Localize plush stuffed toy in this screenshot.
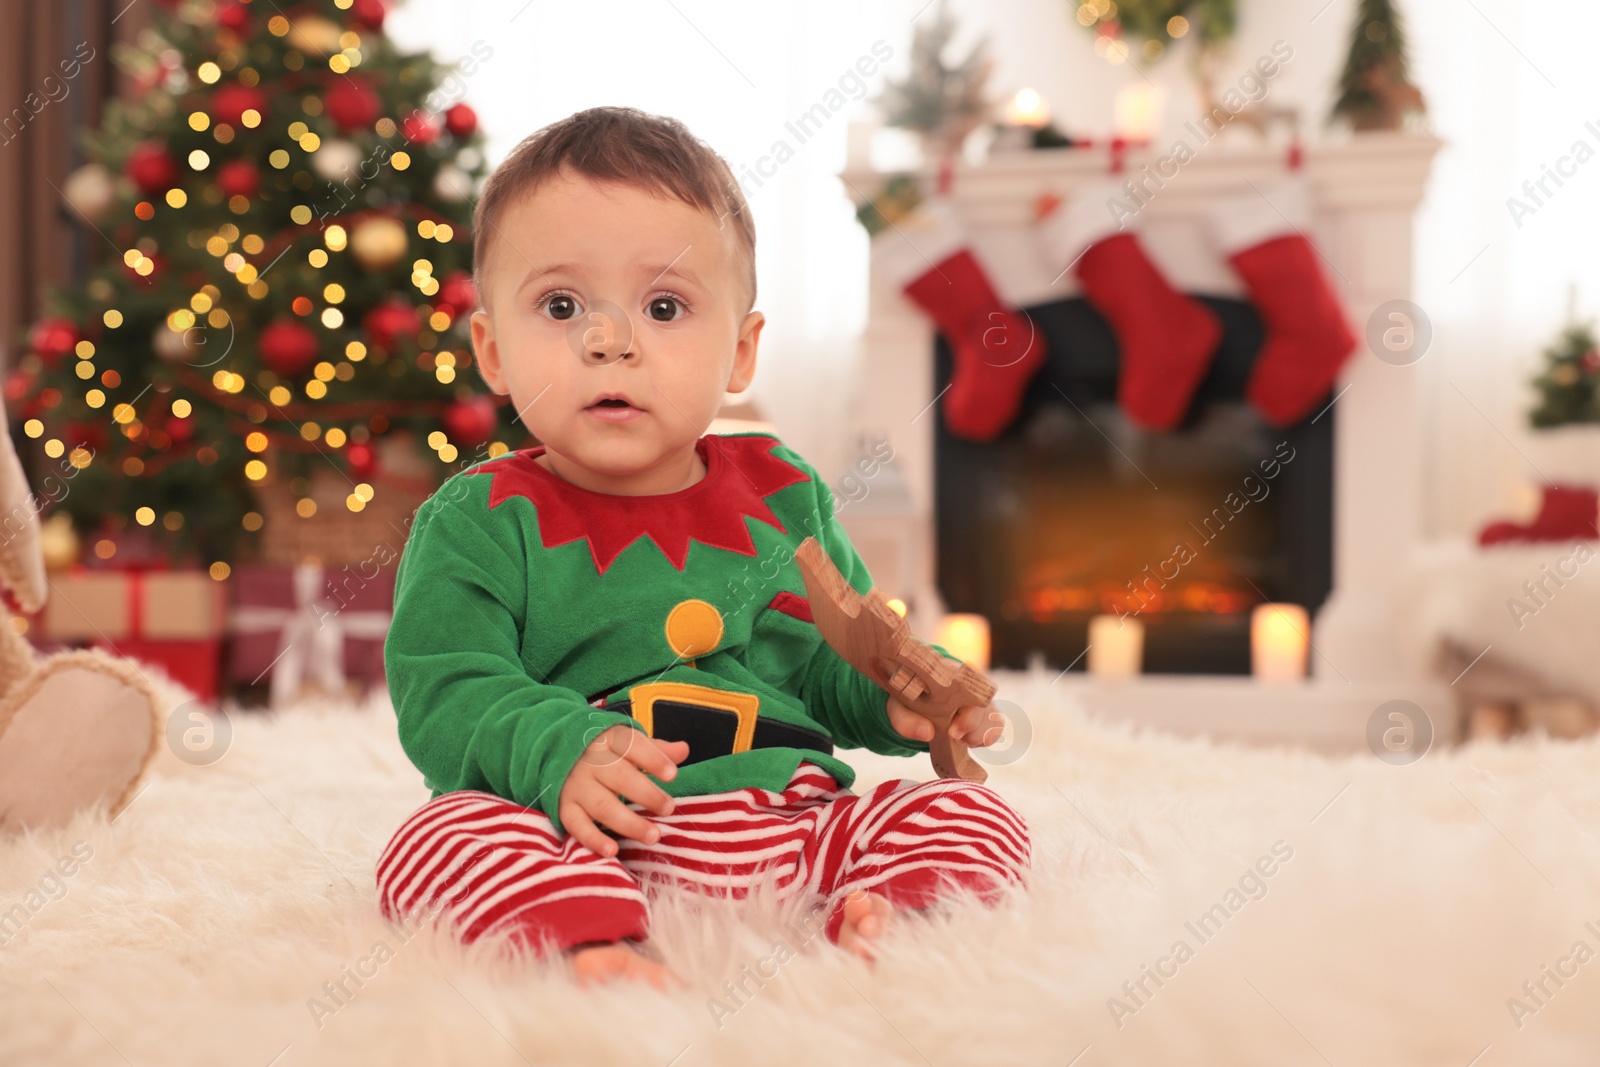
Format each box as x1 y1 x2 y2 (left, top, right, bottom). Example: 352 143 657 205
0 402 161 832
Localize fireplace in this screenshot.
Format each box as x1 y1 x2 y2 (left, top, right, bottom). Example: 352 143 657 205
841 132 1442 685
933 295 1333 674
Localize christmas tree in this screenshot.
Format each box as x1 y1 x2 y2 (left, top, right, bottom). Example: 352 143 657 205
1330 0 1424 130
8 0 525 568
1529 321 1600 428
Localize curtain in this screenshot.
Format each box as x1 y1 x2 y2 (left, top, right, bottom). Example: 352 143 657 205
1405 0 1600 537
0 0 128 374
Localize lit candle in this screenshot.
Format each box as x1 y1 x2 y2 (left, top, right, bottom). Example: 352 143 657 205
936 613 991 672
1004 88 1050 128
1087 614 1143 678
1252 603 1310 681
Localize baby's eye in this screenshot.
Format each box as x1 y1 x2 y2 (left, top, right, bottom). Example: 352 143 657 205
646 296 687 323
541 294 580 322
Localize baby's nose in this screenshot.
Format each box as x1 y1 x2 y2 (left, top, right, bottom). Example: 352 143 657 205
567 299 637 365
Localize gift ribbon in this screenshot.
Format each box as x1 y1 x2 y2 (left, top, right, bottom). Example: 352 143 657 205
48 563 212 642
227 562 392 707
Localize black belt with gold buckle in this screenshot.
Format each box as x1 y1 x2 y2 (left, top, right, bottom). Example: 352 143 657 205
605 680 833 767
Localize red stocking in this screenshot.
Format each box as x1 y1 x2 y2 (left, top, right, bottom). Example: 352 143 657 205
882 198 1047 442
1041 181 1221 430
1210 180 1357 426
1479 485 1599 545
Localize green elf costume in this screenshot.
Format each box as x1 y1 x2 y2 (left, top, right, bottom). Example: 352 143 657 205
383 430 948 836
378 430 1033 951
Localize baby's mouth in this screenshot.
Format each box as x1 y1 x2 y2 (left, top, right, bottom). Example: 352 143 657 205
585 396 646 421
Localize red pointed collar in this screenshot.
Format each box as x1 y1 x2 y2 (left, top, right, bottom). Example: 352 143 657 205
472 434 812 574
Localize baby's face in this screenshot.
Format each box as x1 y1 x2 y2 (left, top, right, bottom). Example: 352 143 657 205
471 169 761 492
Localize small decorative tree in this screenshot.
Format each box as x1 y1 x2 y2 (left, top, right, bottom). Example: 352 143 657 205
873 0 995 163
1529 321 1600 428
1330 0 1425 130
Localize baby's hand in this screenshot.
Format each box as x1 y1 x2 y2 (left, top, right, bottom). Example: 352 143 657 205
558 724 689 858
886 697 1007 748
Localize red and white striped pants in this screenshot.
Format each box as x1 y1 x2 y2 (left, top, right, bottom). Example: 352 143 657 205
375 761 1031 954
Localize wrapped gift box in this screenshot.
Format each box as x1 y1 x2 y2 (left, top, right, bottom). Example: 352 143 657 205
227 562 395 706
33 567 225 701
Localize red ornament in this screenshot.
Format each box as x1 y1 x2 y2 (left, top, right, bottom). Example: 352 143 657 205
400 110 440 145
64 419 108 452
442 395 499 447
216 158 260 199
348 0 388 30
324 77 382 132
435 272 478 317
1583 349 1600 373
211 83 266 127
126 143 179 196
29 319 79 366
346 440 378 479
364 299 422 351
444 103 477 139
218 0 250 30
259 318 320 378
4 369 37 405
6 369 41 421
167 415 195 446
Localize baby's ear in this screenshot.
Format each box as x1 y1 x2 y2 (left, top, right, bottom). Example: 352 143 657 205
727 310 764 392
470 309 509 395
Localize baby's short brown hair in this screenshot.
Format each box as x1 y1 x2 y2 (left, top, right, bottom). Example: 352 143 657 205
472 106 757 314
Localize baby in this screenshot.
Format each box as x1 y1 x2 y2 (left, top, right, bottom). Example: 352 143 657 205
377 106 1031 989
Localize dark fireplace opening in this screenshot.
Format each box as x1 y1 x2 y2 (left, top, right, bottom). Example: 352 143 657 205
934 295 1334 674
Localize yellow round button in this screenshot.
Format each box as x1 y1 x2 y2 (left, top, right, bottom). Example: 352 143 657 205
665 599 724 659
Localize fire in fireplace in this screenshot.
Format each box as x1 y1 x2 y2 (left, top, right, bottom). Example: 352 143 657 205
935 295 1333 674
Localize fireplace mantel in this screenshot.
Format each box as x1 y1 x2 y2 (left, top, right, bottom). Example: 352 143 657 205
840 131 1443 684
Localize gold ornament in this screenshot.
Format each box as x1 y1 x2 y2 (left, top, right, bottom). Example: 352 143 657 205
350 216 408 271
312 139 364 182
40 513 80 570
287 16 344 56
62 164 115 223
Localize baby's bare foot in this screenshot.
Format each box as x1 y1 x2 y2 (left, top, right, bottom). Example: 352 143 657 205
836 890 896 963
569 940 681 991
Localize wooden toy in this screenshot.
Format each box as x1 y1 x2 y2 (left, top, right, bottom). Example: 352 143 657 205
794 536 995 782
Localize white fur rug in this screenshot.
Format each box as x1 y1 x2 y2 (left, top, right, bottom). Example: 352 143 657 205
4 663 1599 1067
